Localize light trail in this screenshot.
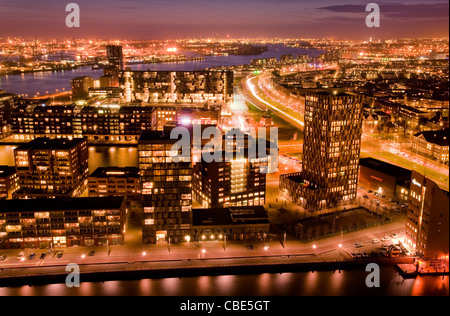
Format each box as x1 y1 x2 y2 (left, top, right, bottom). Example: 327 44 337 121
246 76 305 128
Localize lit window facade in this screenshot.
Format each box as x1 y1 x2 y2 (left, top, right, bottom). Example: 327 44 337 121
281 91 364 211
13 137 89 199
138 131 192 244
0 197 126 249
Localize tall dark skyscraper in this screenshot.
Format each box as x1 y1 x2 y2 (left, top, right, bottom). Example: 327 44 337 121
138 131 193 244
281 90 364 211
106 45 124 71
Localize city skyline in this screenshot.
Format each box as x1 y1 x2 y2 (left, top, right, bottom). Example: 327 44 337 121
0 0 448 40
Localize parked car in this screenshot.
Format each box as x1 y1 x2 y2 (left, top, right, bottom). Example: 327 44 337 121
56 251 64 258
374 199 380 205
362 252 369 258
391 233 400 238
381 250 390 257
354 243 364 248
363 195 370 199
17 252 25 260
40 253 47 260
350 252 357 259
390 246 401 258
89 251 96 257
371 239 380 244
371 251 379 258
381 244 390 251
382 236 390 241
28 253 36 260
0 255 6 261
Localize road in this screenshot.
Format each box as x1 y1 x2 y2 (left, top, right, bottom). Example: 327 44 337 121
240 73 449 190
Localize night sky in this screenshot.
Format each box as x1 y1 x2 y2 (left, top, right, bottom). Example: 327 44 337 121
0 0 448 39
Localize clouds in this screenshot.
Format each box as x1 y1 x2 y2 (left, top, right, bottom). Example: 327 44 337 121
318 2 450 19
0 0 448 39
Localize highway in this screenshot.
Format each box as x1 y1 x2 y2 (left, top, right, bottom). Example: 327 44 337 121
240 73 449 191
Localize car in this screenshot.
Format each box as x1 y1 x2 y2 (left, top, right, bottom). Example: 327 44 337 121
28 253 36 260
354 243 363 248
350 252 357 259
381 250 390 257
381 244 390 251
363 195 370 199
17 252 25 260
356 252 363 259
371 239 380 244
247 245 254 250
382 236 390 241
391 233 400 238
374 199 380 205
362 252 369 258
371 251 379 258
373 192 379 197
0 255 6 261
56 251 63 258
89 251 96 257
40 253 47 260
368 190 374 194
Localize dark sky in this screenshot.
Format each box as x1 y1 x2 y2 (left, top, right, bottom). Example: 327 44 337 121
0 0 448 39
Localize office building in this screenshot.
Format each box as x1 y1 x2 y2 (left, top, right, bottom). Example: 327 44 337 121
13 137 89 199
139 131 192 244
106 45 124 71
0 166 19 199
0 197 126 249
120 70 233 105
359 158 412 202
71 76 94 100
405 171 449 260
11 104 155 144
88 167 141 212
280 90 364 211
192 206 270 242
0 91 14 139
412 129 449 165
193 133 268 209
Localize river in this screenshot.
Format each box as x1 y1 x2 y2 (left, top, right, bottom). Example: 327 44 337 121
0 45 321 97
0 267 448 296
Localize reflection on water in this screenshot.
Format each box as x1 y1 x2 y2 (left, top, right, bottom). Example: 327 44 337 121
0 146 17 166
0 268 448 296
0 45 321 96
88 147 138 171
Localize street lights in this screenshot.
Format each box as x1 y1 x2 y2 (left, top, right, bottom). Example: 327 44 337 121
338 244 342 261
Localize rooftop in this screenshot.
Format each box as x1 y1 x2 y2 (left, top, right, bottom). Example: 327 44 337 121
15 137 86 151
193 206 269 227
359 158 412 178
0 166 16 177
138 130 177 143
414 129 450 147
0 197 125 213
89 167 140 179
